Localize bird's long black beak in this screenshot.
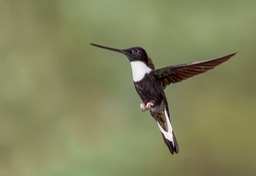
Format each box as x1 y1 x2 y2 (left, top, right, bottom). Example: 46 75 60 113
90 43 124 54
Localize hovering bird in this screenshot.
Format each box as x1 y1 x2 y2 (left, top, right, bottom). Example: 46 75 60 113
90 43 237 154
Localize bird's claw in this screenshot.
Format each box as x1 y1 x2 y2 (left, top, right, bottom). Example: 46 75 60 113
146 102 154 109
140 103 146 112
140 102 154 111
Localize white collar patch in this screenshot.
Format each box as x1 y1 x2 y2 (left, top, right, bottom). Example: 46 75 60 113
130 61 152 82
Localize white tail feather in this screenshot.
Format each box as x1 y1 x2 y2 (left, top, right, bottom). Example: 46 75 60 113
156 108 174 145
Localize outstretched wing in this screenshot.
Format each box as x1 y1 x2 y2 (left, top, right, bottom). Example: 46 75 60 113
154 52 237 88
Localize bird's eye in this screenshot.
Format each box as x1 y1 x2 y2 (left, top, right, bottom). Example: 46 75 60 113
132 49 139 54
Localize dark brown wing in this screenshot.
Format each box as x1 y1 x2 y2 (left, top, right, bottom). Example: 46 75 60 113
155 52 237 88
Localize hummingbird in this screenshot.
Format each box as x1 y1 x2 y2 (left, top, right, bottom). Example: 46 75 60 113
90 43 237 154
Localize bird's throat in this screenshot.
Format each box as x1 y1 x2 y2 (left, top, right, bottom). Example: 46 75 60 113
130 61 152 82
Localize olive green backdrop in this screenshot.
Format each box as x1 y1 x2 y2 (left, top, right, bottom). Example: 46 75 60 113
0 0 255 176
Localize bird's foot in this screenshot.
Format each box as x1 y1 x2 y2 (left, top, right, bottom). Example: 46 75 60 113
146 102 154 109
140 103 146 112
140 102 154 111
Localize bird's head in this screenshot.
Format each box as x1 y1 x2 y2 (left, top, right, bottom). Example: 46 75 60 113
90 43 149 66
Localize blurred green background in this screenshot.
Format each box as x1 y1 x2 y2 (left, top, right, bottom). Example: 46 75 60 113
0 0 256 176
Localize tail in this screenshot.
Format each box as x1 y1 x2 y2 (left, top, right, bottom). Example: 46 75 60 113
156 108 179 154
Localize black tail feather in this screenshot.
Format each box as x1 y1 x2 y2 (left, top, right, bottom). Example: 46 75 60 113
161 132 179 154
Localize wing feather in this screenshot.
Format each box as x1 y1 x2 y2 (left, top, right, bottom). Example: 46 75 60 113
155 52 237 88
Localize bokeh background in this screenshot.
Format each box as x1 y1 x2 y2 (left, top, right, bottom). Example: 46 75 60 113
0 0 256 176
